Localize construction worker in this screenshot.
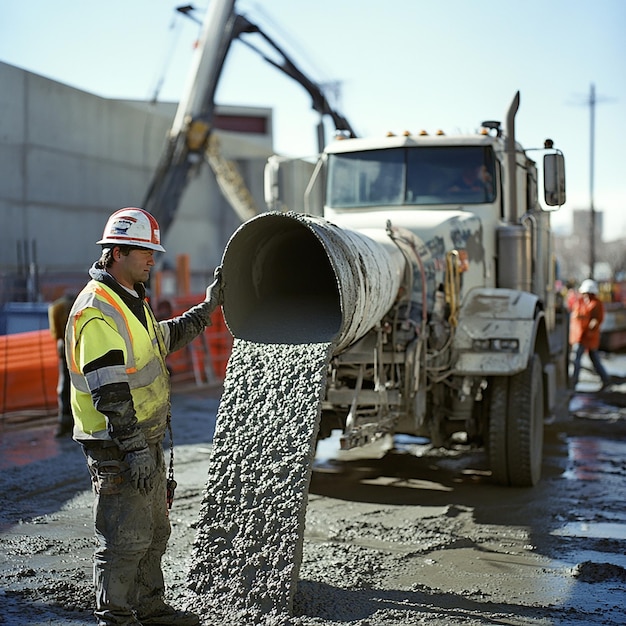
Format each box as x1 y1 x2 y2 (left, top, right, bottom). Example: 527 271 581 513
48 291 75 436
569 278 611 391
65 207 223 626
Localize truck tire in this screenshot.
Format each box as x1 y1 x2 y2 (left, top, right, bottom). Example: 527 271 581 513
488 353 544 487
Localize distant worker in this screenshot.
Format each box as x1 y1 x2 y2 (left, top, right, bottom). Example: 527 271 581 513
48 291 75 437
569 278 611 391
65 207 223 626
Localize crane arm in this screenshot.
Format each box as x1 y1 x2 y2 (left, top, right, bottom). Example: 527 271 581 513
234 15 356 139
142 0 355 238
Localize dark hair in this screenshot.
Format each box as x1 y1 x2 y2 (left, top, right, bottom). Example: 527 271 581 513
99 245 135 269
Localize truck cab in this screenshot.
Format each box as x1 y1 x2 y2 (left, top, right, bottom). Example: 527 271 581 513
264 93 568 486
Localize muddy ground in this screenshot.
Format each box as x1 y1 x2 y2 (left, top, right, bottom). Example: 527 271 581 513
1 353 625 626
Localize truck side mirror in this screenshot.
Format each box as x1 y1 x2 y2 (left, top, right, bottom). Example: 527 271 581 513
543 153 566 207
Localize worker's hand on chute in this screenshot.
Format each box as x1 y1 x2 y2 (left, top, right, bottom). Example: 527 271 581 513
125 447 156 492
205 265 224 308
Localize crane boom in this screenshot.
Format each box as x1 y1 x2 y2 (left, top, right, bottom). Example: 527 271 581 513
143 0 355 238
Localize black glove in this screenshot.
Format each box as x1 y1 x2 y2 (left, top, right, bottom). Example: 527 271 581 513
125 447 156 492
205 266 224 309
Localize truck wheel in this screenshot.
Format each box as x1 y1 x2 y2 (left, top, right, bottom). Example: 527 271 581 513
488 354 544 487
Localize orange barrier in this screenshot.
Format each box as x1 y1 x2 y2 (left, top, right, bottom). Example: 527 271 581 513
0 299 233 415
0 330 58 414
164 297 233 384
206 307 232 379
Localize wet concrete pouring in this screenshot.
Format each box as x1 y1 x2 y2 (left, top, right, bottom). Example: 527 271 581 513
185 340 333 624
1 353 626 626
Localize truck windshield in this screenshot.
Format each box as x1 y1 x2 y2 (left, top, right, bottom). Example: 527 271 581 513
327 146 496 207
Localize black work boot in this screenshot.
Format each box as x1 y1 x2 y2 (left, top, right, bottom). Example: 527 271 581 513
138 604 200 625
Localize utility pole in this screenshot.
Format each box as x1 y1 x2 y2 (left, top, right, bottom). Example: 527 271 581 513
588 83 596 279
584 83 616 279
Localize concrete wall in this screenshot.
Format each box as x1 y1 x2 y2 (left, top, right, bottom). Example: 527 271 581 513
0 61 273 301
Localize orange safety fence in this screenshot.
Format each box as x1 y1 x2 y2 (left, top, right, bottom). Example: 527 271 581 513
0 300 233 415
165 298 233 385
0 330 58 414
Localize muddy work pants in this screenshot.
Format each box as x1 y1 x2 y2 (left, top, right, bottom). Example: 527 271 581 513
84 442 171 626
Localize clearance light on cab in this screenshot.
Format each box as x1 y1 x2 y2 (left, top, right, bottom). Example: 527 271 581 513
472 338 519 352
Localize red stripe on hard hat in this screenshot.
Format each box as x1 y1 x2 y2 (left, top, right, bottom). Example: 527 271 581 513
96 207 165 251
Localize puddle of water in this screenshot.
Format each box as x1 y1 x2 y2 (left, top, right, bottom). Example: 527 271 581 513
549 547 626 593
569 392 626 415
563 436 626 481
551 521 626 541
550 549 626 572
0 423 65 470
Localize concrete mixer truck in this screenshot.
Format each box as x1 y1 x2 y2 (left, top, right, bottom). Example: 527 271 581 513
223 92 567 487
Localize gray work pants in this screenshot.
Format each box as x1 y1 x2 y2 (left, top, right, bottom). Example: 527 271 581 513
571 342 610 388
84 442 171 625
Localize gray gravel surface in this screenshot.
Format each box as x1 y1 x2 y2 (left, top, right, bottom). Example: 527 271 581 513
1 357 626 626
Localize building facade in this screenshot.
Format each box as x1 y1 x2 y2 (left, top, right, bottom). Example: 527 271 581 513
0 61 273 303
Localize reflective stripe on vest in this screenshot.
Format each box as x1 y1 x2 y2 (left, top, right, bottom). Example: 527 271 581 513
68 283 164 394
66 280 169 439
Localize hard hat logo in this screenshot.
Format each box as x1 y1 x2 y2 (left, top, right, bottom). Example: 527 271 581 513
110 217 136 236
97 207 166 253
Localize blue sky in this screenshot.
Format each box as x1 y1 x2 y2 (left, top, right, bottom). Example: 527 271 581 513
2 0 625 240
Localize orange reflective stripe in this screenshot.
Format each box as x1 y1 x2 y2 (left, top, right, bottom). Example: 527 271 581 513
68 314 79 374
68 282 166 391
93 285 134 346
67 284 136 378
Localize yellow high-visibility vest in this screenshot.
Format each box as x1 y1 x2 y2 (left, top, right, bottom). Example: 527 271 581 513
65 280 170 442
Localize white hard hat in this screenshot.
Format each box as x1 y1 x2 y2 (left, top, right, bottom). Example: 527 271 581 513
97 207 166 252
579 279 598 294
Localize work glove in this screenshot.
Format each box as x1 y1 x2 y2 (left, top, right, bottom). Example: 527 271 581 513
205 265 224 309
125 447 156 493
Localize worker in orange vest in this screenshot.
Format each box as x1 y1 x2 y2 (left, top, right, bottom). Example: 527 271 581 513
569 278 611 391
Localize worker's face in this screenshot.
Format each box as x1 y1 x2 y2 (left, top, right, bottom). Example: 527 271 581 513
113 246 155 288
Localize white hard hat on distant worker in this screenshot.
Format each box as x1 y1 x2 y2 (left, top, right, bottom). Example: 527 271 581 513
97 207 166 253
579 278 599 295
